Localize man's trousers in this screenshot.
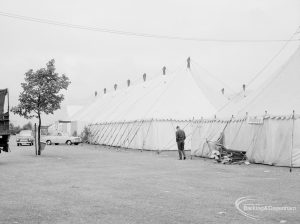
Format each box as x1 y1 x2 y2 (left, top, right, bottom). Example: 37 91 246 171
177 141 186 159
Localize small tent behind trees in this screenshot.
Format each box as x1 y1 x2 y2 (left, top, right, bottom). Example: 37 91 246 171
71 60 228 151
191 46 300 167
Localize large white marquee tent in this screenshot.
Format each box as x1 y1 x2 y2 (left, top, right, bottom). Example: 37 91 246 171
71 46 300 167
71 61 227 151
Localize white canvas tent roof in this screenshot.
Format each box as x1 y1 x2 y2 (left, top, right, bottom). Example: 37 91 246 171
219 45 300 117
72 64 228 125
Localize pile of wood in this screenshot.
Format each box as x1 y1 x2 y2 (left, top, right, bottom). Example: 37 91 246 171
216 145 247 164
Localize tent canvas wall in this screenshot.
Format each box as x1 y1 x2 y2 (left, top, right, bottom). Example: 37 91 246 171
89 119 194 151
191 115 300 167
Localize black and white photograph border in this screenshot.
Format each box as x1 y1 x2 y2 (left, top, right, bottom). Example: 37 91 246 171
0 0 300 223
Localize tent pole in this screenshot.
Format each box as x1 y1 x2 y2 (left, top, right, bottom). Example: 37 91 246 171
120 121 137 148
127 120 145 148
190 117 195 160
110 121 126 147
95 123 105 143
94 123 105 143
107 122 119 148
103 122 118 145
98 122 113 144
92 124 103 144
115 122 131 147
102 123 114 145
96 123 106 144
290 110 295 172
142 119 153 152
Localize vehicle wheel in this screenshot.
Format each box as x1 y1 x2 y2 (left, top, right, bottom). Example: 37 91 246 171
66 140 72 145
46 140 52 145
74 143 79 145
17 143 20 146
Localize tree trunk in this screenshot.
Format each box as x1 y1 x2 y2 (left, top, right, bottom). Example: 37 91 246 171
37 113 41 155
34 123 37 155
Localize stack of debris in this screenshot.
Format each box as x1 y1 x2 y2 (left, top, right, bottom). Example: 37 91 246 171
207 132 248 165
219 147 247 164
210 143 247 164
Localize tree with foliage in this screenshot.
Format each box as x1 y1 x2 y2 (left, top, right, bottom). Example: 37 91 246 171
81 126 91 143
22 121 33 130
12 59 70 155
9 123 21 135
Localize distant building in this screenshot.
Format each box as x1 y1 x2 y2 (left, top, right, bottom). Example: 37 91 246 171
47 120 78 136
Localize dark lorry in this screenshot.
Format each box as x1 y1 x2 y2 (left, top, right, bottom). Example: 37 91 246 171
0 89 10 152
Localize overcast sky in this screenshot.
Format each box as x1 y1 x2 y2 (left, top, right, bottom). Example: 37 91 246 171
0 0 299 125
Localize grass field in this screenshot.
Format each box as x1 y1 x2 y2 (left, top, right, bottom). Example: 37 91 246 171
0 137 299 224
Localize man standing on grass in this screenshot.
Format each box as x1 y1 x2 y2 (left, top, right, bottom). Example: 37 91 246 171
176 126 186 160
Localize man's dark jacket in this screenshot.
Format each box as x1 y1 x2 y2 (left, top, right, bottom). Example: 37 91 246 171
176 129 186 143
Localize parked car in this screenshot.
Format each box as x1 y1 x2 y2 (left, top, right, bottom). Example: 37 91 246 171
16 130 34 146
42 133 81 145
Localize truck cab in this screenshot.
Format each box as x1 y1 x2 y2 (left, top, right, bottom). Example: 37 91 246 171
0 89 10 152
